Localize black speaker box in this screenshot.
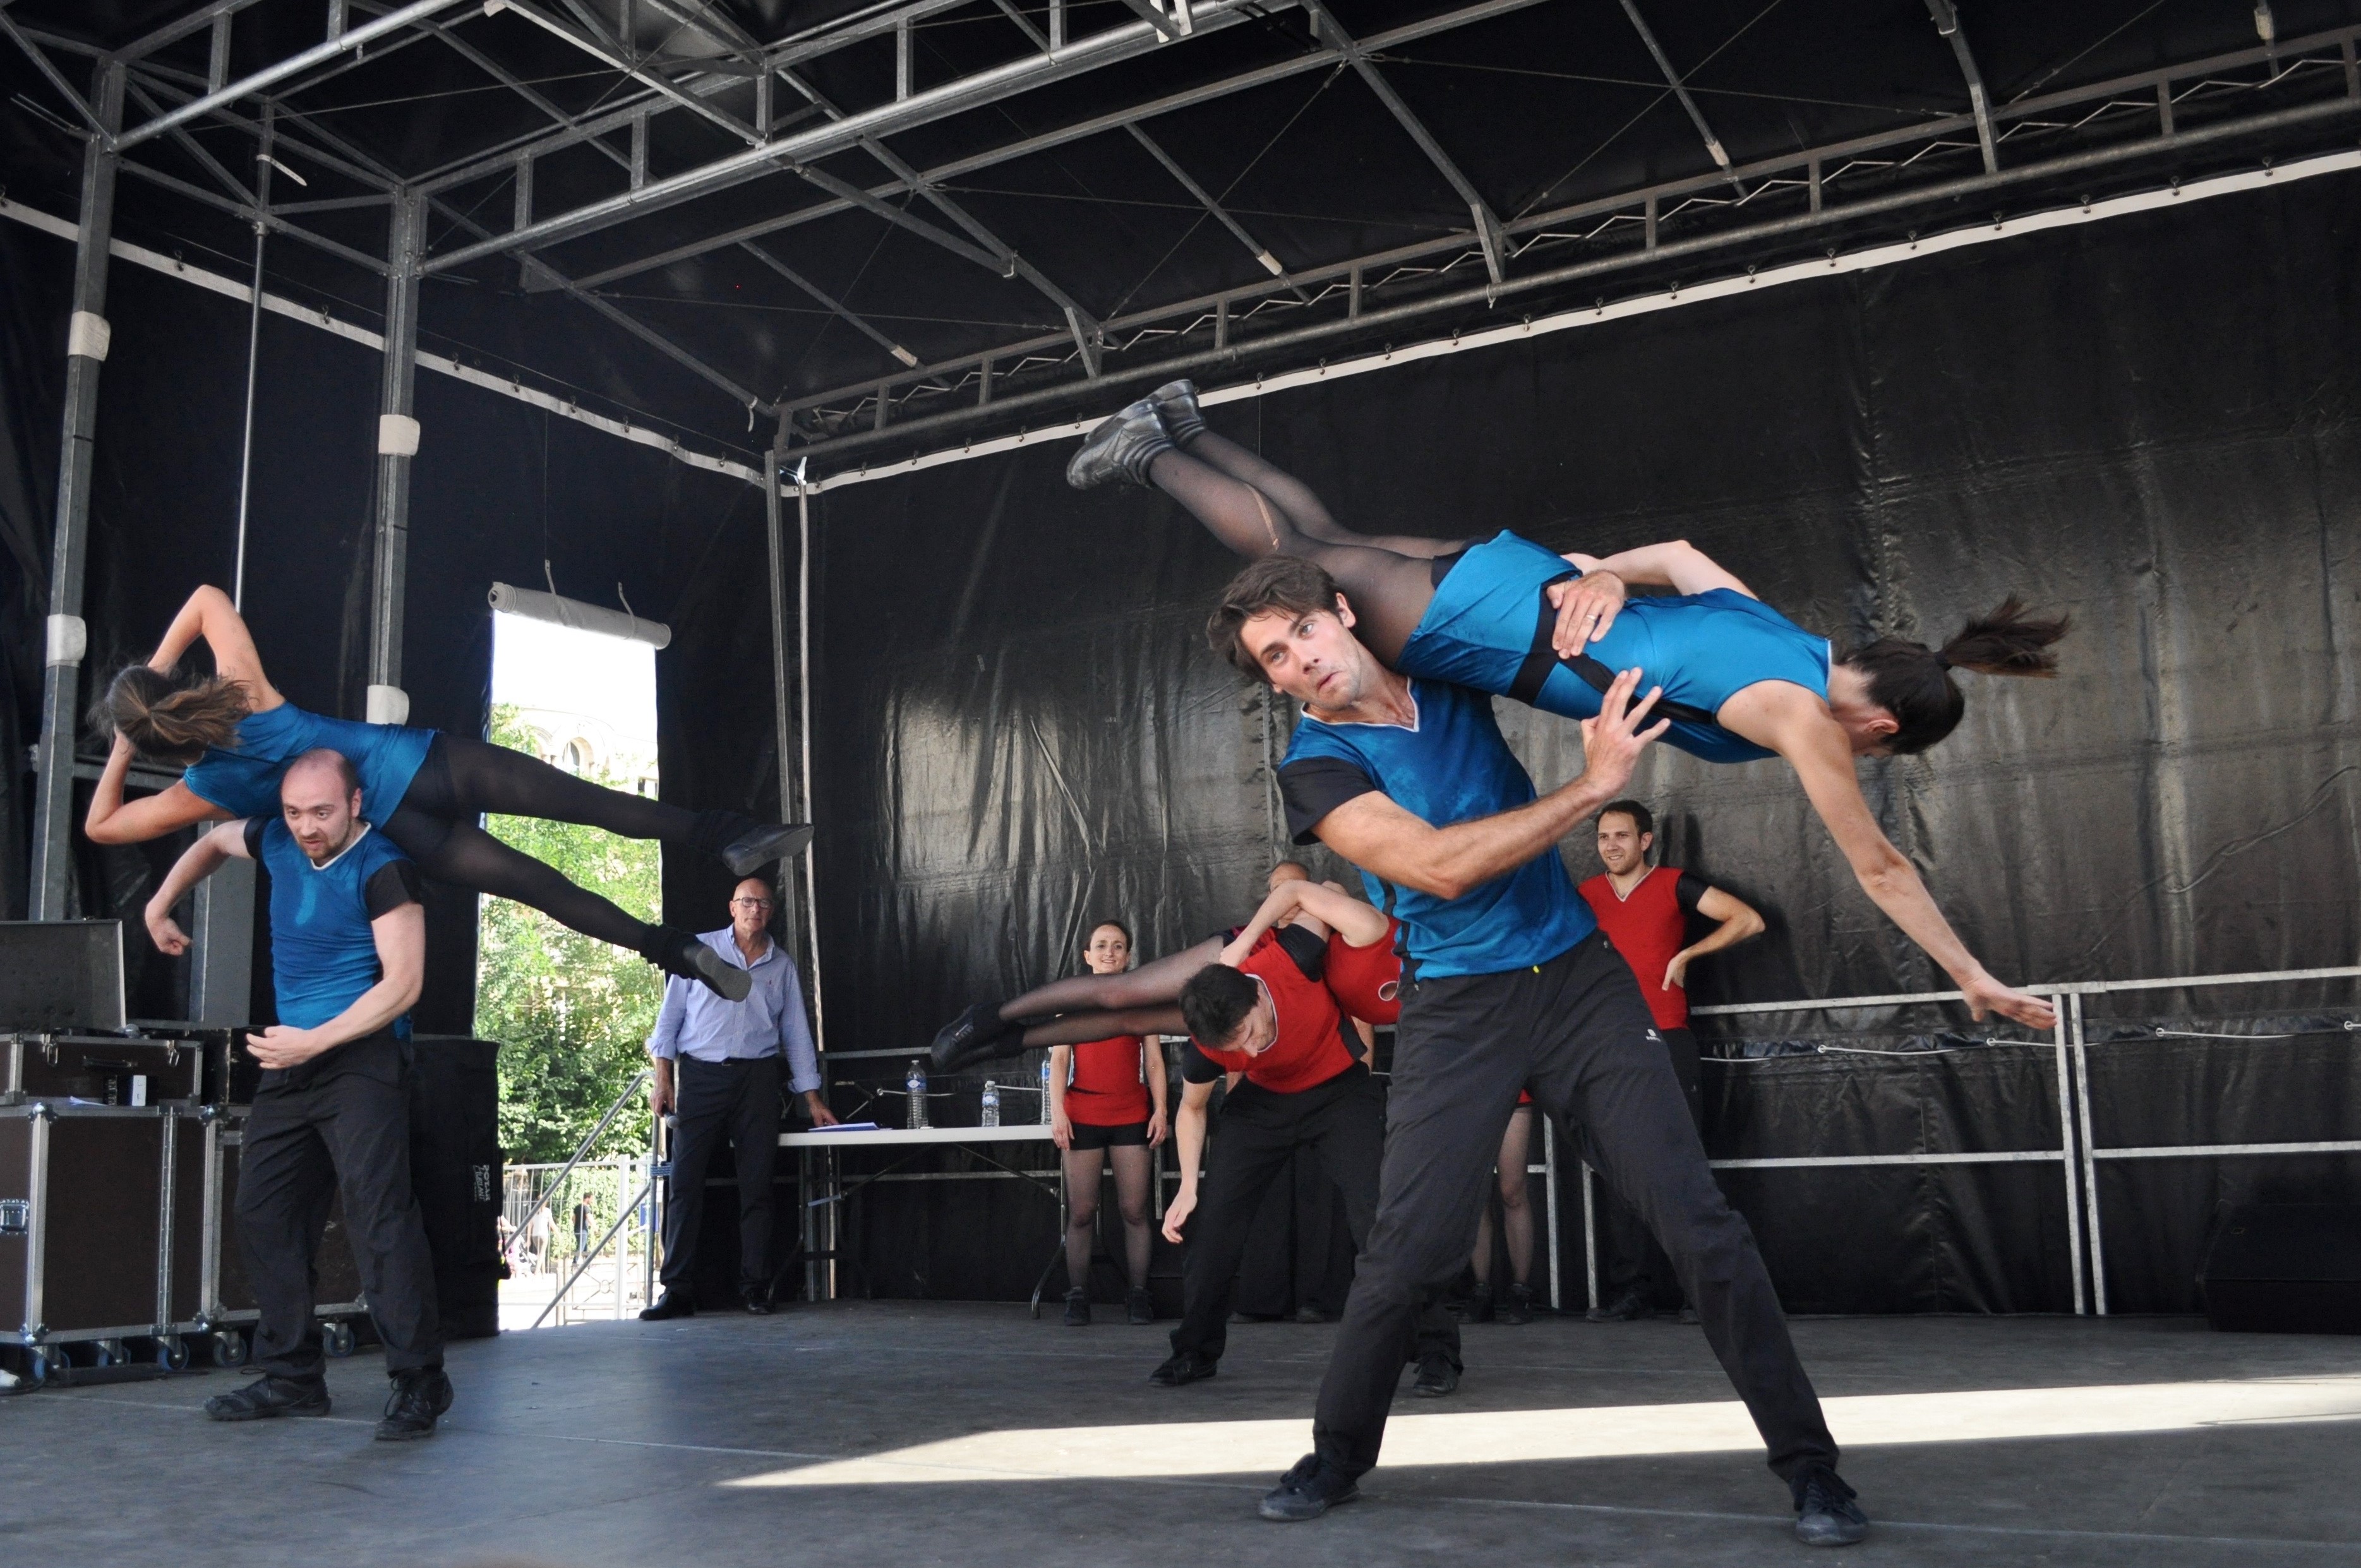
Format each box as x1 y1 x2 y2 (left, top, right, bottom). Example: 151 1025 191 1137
409 1038 505 1340
2201 1204 2361 1335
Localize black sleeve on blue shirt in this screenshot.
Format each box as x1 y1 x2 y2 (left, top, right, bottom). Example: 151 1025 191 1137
1275 924 1326 981
1181 1041 1223 1084
364 858 424 919
1674 870 1711 915
241 818 266 861
1280 756 1378 846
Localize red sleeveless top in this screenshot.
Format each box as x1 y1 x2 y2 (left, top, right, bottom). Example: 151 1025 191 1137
1578 867 1700 1031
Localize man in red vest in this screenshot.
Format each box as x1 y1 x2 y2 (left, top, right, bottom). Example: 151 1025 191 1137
1577 799 1764 1322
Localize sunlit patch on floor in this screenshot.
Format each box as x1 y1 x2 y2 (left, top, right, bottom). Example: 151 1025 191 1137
722 1375 2361 1488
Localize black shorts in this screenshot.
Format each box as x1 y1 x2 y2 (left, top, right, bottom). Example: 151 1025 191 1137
1067 1120 1149 1151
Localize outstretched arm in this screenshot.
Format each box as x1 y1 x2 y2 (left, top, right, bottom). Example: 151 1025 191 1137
87 734 233 845
1218 879 1388 966
1312 668 1665 901
150 585 282 710
143 818 251 954
1743 695 2054 1029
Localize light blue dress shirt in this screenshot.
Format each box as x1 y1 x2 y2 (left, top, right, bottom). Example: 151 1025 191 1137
646 928 821 1094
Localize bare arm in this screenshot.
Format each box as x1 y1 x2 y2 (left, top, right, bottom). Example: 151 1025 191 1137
1160 1077 1217 1242
1729 688 2054 1029
1664 883 1765 992
1143 1038 1170 1146
151 585 282 710
143 819 252 954
1220 880 1390 966
86 734 234 844
1567 540 1755 599
247 902 425 1068
1048 1044 1074 1149
1314 668 1666 901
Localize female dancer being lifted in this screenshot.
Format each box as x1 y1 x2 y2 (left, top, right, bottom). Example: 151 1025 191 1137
1065 381 2067 1029
85 585 810 1000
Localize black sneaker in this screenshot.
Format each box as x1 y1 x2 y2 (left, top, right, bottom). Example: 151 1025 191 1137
928 1003 1022 1074
1126 1288 1155 1326
1259 1452 1361 1522
1585 1284 1650 1322
204 1374 330 1422
721 822 814 877
743 1290 775 1316
375 1367 454 1442
1791 1466 1869 1547
1063 1288 1091 1327
1498 1281 1534 1326
640 1291 695 1321
1410 1353 1460 1398
1455 1280 1494 1323
645 927 752 1002
1148 1351 1218 1386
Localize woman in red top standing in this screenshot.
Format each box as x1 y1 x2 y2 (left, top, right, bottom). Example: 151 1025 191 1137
1047 921 1170 1327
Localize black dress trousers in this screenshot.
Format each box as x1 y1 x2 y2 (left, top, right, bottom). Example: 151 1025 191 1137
660 1054 782 1299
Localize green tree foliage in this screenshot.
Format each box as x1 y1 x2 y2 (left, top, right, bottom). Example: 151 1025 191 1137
478 704 661 1162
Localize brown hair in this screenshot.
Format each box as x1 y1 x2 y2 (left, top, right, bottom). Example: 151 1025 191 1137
1840 598 2070 754
1205 556 1343 678
89 665 254 766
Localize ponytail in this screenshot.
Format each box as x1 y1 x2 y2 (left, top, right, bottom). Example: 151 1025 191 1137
1841 597 2069 754
88 666 254 766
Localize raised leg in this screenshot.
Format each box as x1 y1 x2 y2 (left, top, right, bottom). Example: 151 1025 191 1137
1181 429 1465 559
1000 938 1223 1021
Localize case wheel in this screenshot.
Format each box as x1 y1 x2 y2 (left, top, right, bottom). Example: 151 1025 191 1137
157 1336 190 1372
321 1321 357 1358
212 1329 249 1368
92 1339 123 1368
27 1347 63 1387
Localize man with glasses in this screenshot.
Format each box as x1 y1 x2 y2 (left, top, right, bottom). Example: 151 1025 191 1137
642 877 834 1319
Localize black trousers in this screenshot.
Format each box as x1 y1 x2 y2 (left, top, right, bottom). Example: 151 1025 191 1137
238 1035 442 1381
1311 933 1835 1481
1598 1025 1703 1302
661 1055 781 1298
1170 1064 1459 1369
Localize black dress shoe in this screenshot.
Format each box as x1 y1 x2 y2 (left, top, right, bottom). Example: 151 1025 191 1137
1259 1453 1360 1522
929 1003 1022 1074
1454 1280 1494 1324
1149 379 1206 445
1586 1284 1650 1322
1065 398 1174 489
1062 1288 1091 1327
1410 1353 1460 1398
1148 1351 1218 1386
644 928 752 1002
743 1291 775 1315
640 1291 695 1321
1792 1466 1869 1547
1126 1288 1156 1325
1498 1281 1534 1326
375 1367 454 1442
721 821 815 877
204 1375 330 1421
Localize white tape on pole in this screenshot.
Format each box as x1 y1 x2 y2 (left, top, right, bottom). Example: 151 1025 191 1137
488 582 671 649
44 614 86 667
376 413 421 456
66 311 111 361
366 683 411 725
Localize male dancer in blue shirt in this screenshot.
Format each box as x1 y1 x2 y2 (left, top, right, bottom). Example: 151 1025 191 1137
1213 556 1866 1547
145 748 450 1440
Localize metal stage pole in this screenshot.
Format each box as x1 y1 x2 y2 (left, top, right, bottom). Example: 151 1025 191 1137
29 61 124 921
366 191 424 724
796 475 824 1051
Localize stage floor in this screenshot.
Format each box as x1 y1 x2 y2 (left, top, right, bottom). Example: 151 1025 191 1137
6 1304 2359 1567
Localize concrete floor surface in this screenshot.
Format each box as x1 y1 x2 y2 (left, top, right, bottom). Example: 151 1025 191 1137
3 1303 2358 1567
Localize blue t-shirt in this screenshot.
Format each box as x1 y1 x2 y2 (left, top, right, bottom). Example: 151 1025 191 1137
245 818 421 1039
1278 678 1597 980
186 702 435 826
1401 530 1831 763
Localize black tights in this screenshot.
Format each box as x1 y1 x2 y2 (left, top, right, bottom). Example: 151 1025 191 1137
381 736 709 952
1146 432 1470 664
997 937 1222 1024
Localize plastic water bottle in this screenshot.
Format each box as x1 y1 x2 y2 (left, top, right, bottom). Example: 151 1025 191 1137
980 1080 1001 1128
905 1060 928 1130
1040 1055 1054 1124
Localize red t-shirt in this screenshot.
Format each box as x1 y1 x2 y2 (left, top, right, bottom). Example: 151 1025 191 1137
1064 1034 1150 1126
1578 866 1710 1031
1325 919 1404 1026
1184 927 1356 1095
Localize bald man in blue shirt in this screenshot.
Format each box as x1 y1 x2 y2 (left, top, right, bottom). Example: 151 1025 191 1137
641 877 834 1319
